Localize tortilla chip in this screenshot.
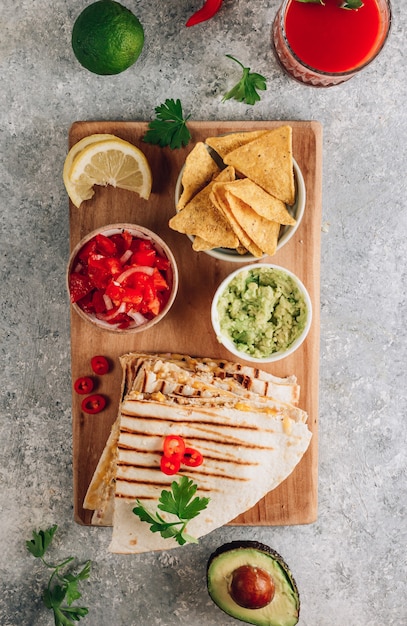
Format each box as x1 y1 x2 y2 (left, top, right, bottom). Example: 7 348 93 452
223 126 295 205
222 178 296 226
169 167 239 249
177 142 220 210
205 130 269 160
192 236 216 251
225 192 280 257
210 183 264 257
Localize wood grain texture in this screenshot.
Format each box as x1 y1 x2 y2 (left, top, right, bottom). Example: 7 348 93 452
68 120 322 527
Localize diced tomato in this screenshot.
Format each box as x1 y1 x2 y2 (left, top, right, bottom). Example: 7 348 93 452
104 282 125 304
77 238 97 264
152 267 169 292
144 296 161 316
70 231 173 330
160 454 181 475
182 447 204 468
163 435 186 459
69 273 94 303
132 247 156 266
95 233 117 256
88 254 122 289
154 256 171 271
124 269 152 290
74 376 94 395
121 286 144 307
81 394 106 414
90 355 110 375
131 237 154 253
91 289 107 314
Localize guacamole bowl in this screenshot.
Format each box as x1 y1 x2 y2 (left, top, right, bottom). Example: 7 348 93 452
211 263 312 363
173 157 305 263
67 224 179 334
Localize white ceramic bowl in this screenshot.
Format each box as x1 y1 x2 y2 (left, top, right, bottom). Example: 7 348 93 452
67 223 179 333
211 263 312 363
174 157 306 263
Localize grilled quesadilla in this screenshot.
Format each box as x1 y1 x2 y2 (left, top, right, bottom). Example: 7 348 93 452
83 352 311 552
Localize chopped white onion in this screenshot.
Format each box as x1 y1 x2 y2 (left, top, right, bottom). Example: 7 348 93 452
116 265 155 284
103 294 114 311
127 309 148 326
120 249 133 265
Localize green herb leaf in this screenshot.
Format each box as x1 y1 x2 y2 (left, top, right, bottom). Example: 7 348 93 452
143 98 191 149
295 0 364 7
26 524 58 558
222 55 267 106
340 0 363 8
54 605 89 626
26 526 90 624
133 476 210 545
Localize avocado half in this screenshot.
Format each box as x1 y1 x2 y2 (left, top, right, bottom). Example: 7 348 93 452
207 540 300 626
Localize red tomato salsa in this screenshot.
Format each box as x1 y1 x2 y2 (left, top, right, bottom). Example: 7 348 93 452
284 0 383 74
69 230 173 330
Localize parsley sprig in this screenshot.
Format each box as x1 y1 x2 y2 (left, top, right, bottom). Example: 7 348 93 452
26 525 90 626
143 98 191 149
222 55 267 106
296 0 364 8
133 476 210 546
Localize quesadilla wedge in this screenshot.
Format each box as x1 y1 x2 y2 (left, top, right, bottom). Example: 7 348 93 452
109 398 312 553
83 352 311 548
120 352 301 405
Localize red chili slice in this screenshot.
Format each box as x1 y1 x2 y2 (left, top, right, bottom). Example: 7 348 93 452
81 394 106 414
90 355 110 375
160 454 181 475
182 447 204 467
73 376 94 395
163 435 186 459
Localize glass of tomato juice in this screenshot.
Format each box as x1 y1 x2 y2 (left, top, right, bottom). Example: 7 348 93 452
271 0 392 87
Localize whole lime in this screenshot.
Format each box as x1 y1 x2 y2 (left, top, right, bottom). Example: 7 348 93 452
72 0 144 75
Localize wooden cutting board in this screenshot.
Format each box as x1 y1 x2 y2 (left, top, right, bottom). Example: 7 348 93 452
68 120 322 526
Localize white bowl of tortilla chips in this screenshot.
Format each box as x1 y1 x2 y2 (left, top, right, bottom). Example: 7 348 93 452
171 126 305 262
211 263 312 363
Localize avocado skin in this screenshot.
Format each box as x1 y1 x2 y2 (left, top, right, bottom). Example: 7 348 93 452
207 540 300 626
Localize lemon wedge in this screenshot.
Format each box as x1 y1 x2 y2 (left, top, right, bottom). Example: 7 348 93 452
64 136 152 207
63 134 117 208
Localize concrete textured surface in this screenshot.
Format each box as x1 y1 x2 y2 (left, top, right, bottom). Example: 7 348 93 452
1 1 406 625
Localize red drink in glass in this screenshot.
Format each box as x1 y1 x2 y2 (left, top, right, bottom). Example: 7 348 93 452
272 0 392 87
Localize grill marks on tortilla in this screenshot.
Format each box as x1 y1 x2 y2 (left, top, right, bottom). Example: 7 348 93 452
113 401 283 498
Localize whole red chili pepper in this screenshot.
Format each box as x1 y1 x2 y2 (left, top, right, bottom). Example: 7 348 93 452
186 0 223 27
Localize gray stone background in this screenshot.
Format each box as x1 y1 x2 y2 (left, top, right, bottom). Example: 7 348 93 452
1 1 406 625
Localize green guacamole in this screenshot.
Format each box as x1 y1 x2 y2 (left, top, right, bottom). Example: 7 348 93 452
217 267 308 359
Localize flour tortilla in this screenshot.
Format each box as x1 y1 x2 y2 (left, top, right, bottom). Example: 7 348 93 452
83 352 307 538
109 398 312 553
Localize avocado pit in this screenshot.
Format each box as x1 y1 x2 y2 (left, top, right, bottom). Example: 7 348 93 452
230 565 275 609
207 540 300 626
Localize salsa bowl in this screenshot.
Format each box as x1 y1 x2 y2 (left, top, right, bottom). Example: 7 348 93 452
67 224 179 333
